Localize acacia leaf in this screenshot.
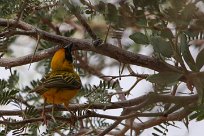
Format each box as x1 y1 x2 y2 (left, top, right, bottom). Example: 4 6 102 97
161 28 174 39
196 48 204 70
129 32 149 44
147 72 182 85
180 34 197 71
150 36 173 58
107 3 118 23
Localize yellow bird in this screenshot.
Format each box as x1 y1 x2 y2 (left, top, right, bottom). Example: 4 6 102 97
33 44 81 111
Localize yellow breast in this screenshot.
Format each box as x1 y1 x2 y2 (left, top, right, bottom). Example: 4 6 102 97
42 88 79 105
51 48 74 72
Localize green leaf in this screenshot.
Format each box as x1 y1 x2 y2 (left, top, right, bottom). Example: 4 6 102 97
0 89 18 105
150 36 173 58
52 7 66 22
107 3 118 23
112 81 118 89
129 32 149 44
153 127 163 134
180 34 197 71
196 48 204 70
181 3 196 21
147 72 182 85
152 133 160 136
158 124 166 130
190 105 204 121
190 73 204 104
161 28 174 39
24 106 38 118
190 112 199 120
96 1 106 13
184 30 200 38
8 70 19 89
0 79 7 90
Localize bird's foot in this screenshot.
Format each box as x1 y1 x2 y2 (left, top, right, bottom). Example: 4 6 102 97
69 111 77 126
42 109 47 125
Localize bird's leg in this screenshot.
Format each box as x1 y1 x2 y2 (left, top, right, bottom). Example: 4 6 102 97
50 99 56 123
50 104 56 122
64 102 76 116
42 99 47 125
64 102 77 126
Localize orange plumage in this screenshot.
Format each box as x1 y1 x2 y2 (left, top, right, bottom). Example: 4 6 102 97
33 45 81 107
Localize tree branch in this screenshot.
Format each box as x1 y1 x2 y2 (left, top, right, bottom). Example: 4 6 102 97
64 1 100 42
0 46 59 68
75 55 126 101
0 93 198 116
0 18 182 73
134 106 192 131
98 119 122 136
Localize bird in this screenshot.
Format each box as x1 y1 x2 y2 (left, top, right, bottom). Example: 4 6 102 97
32 44 81 123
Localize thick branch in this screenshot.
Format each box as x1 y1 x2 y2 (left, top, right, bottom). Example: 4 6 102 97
0 115 72 125
0 94 197 134
0 93 198 116
0 46 59 68
0 108 191 135
0 111 161 125
0 18 182 73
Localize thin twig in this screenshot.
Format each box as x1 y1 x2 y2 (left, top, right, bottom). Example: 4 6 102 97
11 96 31 108
104 25 111 43
98 120 122 136
64 1 102 46
28 34 41 70
75 54 126 101
100 74 148 79
15 0 29 22
41 18 60 35
134 106 193 131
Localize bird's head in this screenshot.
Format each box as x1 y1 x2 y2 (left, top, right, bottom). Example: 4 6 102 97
64 43 73 63
51 43 75 71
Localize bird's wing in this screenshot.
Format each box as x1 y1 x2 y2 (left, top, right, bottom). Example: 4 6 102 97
33 72 81 94
43 73 81 89
43 72 81 89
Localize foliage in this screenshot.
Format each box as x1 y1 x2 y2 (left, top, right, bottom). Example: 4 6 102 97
152 122 179 136
81 80 119 103
0 70 19 105
1 0 204 135
147 72 182 86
